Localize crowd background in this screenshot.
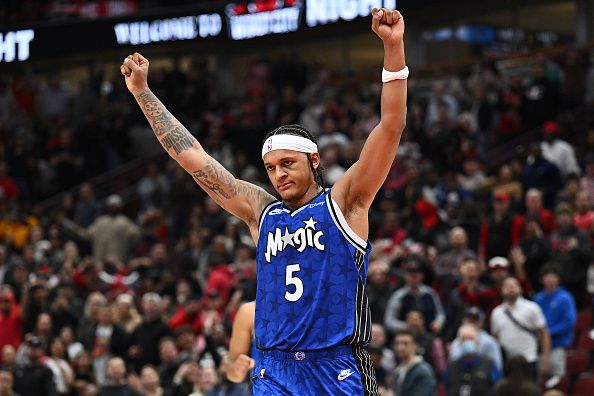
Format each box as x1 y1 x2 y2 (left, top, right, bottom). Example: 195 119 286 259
1 6 594 395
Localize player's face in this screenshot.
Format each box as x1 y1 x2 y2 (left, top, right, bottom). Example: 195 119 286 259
264 149 318 203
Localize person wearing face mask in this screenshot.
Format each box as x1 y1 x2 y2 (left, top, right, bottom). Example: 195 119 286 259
449 307 502 372
444 324 501 396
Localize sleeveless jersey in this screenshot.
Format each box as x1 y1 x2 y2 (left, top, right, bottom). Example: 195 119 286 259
255 189 372 351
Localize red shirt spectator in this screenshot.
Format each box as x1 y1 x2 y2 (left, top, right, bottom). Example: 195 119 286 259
573 191 594 232
0 289 22 359
205 265 236 305
511 189 556 243
0 163 19 201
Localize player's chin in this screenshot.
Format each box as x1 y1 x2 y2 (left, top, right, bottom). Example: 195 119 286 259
277 186 298 201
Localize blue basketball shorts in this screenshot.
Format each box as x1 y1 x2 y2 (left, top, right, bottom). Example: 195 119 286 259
251 345 379 396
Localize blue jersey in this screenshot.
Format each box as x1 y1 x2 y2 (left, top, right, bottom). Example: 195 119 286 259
255 189 372 351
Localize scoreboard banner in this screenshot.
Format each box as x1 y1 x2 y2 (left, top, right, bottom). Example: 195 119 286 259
0 0 398 63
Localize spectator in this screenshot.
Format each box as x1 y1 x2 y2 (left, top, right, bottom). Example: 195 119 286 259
540 121 580 178
169 294 203 335
580 154 594 205
521 63 560 129
13 336 56 396
384 258 445 335
433 227 476 295
44 338 73 396
405 310 447 378
97 357 139 396
205 363 247 396
493 355 540 396
0 288 22 357
48 129 84 192
444 324 501 396
480 191 518 260
74 183 101 228
492 165 522 203
112 294 142 335
0 247 9 287
518 217 551 289
131 365 163 396
72 351 95 393
157 338 183 392
449 307 503 372
533 263 577 381
137 164 168 213
179 230 207 283
0 163 19 202
0 370 19 396
514 189 557 241
444 258 487 341
21 281 49 335
549 203 591 305
390 329 437 396
170 361 204 396
370 323 396 373
77 293 107 345
573 190 594 232
49 282 79 333
426 82 459 128
128 293 171 370
84 305 128 386
522 145 563 210
367 260 397 323
491 277 551 380
1 345 17 372
86 194 140 262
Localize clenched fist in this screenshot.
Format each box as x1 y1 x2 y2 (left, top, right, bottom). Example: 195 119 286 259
371 8 405 45
121 52 150 95
227 354 256 383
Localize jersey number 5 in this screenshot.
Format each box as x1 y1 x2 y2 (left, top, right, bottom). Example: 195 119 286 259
285 264 303 302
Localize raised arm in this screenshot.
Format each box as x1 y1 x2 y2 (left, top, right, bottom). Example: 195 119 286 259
121 54 274 237
333 9 407 211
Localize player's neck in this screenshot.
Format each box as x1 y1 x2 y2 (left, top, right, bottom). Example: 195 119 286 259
284 183 323 210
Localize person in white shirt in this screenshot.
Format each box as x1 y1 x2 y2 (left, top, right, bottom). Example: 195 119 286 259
491 277 551 380
540 121 580 178
44 338 74 396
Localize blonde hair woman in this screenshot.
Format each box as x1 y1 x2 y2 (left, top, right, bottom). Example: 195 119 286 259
113 294 142 334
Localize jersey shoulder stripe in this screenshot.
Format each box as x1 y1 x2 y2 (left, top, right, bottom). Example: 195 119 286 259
325 192 367 254
258 200 282 234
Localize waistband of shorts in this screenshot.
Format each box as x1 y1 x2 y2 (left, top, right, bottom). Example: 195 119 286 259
258 344 356 361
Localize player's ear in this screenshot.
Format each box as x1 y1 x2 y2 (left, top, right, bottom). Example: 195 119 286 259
310 152 320 169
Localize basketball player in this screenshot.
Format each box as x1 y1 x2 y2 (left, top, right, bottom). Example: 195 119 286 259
121 7 406 395
226 301 258 383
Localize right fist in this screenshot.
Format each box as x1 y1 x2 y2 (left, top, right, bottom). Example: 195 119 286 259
226 354 256 383
121 52 149 95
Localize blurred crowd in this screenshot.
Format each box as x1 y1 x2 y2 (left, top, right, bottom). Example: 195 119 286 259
0 44 594 395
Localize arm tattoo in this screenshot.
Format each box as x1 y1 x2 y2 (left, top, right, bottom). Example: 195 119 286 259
192 169 231 200
192 158 272 209
135 91 196 155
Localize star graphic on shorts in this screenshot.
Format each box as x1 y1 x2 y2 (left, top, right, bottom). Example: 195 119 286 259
303 217 317 230
281 227 295 249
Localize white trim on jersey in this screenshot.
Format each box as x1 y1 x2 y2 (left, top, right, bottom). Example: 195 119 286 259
258 201 282 234
326 195 367 253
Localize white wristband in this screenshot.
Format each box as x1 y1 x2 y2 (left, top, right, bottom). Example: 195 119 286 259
382 66 409 83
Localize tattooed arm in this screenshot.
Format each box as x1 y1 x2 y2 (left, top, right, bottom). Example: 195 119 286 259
121 53 274 234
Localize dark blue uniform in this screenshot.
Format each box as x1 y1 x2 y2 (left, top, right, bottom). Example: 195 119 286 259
253 189 378 395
